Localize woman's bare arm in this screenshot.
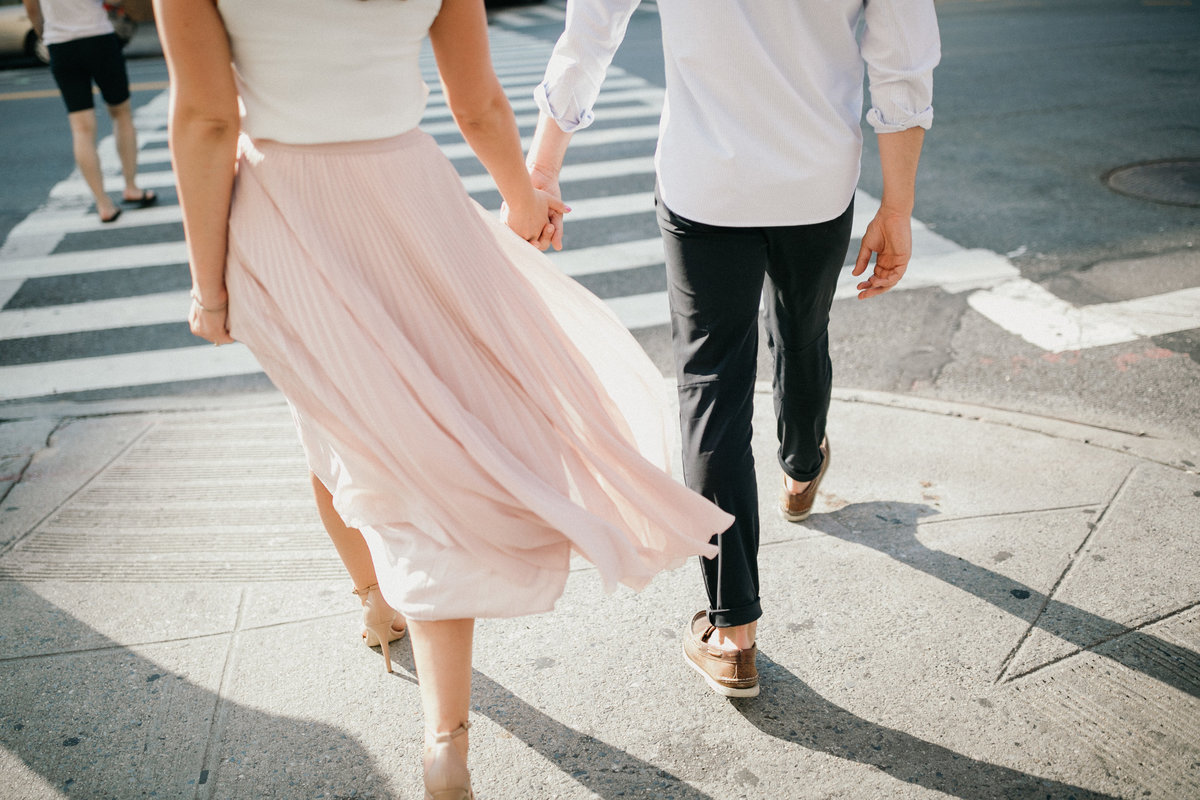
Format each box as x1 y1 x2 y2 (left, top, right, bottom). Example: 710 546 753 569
429 0 562 244
152 0 239 343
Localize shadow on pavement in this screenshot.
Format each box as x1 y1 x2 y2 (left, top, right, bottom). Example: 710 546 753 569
0 584 397 798
808 501 1200 699
386 644 718 800
1 583 713 800
734 652 1119 800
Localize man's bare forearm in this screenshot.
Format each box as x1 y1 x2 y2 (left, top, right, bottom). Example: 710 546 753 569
876 126 926 216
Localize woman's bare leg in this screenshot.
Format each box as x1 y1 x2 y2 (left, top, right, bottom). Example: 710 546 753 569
310 473 378 589
409 618 474 760
310 473 405 634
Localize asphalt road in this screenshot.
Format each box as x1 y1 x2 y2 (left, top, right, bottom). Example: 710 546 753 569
0 0 1197 442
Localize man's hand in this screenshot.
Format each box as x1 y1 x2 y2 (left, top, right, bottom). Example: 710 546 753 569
852 208 912 299
527 162 566 251
502 187 566 246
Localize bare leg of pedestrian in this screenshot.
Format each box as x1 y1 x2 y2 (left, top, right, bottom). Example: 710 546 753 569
67 108 119 222
109 98 151 204
310 473 407 668
408 618 475 796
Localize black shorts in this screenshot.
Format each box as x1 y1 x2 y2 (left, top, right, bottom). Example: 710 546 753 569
48 33 130 113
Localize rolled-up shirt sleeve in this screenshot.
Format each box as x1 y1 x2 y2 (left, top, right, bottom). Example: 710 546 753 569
535 0 642 132
861 0 941 133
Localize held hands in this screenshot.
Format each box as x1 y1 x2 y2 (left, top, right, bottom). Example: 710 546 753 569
189 288 235 346
502 185 569 252
852 208 914 300
527 163 566 252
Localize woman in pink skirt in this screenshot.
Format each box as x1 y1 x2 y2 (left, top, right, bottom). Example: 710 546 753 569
155 0 733 796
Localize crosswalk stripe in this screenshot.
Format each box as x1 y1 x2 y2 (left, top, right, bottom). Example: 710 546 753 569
12 204 184 236
1 242 187 282
559 192 655 223
607 292 670 330
836 247 1018 300
420 86 664 120
425 74 644 103
968 281 1200 353
518 4 568 23
0 344 263 402
0 290 189 340
422 101 661 137
547 237 663 277
458 156 655 193
49 168 177 200
439 123 660 162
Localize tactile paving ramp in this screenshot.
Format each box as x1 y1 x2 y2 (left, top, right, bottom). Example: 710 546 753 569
0 409 345 582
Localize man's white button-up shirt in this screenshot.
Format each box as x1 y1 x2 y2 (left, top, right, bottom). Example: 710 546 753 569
536 0 941 227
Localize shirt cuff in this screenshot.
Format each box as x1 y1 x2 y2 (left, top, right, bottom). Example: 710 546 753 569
534 81 596 133
866 104 934 134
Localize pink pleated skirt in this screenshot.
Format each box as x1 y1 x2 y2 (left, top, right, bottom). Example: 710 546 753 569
224 129 731 620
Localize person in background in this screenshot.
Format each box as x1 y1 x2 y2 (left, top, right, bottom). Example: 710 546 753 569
23 0 156 223
153 0 733 797
526 0 940 699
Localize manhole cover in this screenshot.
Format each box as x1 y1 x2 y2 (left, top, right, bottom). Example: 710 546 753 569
1103 159 1200 208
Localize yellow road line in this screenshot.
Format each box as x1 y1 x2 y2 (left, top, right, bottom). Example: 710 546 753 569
0 79 169 103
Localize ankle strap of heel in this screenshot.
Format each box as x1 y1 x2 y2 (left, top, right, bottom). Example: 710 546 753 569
351 583 380 597
427 721 471 744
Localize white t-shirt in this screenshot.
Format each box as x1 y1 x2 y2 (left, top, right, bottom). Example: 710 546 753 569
537 0 941 227
39 0 114 46
216 0 441 145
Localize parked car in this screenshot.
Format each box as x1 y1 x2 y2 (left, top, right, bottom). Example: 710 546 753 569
0 0 45 63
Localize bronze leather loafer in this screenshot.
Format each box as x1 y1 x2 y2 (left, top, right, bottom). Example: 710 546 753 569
681 610 759 698
780 437 830 522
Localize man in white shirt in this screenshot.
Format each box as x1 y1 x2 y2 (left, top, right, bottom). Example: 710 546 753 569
23 0 156 223
526 0 940 698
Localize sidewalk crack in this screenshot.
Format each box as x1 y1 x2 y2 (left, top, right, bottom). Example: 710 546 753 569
1002 599 1200 684
994 465 1137 685
0 417 70 510
194 587 247 800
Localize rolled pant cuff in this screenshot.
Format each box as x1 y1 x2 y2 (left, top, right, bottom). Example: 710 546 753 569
708 600 762 629
779 451 824 483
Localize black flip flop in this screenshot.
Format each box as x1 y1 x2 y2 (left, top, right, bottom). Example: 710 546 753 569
122 189 158 208
100 208 122 224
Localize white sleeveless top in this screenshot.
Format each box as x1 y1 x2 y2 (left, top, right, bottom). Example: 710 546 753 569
40 0 114 46
216 0 442 144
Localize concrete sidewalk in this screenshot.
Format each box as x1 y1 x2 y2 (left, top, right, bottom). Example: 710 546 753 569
0 387 1198 799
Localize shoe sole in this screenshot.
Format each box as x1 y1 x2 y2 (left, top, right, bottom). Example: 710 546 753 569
681 641 760 698
780 440 830 523
779 506 811 523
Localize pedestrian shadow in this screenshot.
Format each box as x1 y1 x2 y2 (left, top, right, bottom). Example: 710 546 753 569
0 580 716 800
733 652 1120 800
805 501 1200 698
384 643 718 800
0 584 400 799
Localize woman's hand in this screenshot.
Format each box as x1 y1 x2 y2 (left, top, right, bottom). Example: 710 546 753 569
527 163 566 252
188 288 235 345
502 187 568 249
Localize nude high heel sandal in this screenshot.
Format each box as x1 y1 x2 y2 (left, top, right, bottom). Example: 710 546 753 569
352 584 405 674
423 722 474 800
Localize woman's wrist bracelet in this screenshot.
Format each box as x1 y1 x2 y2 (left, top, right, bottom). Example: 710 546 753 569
190 290 228 313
